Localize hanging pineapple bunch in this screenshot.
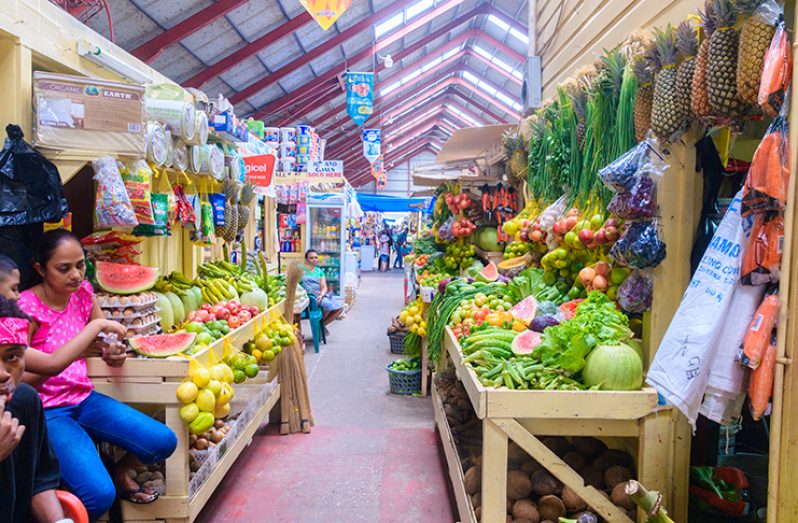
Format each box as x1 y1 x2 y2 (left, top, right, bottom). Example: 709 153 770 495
707 0 741 117
674 21 699 135
237 181 255 235
650 25 682 140
633 51 655 142
571 83 588 149
692 0 717 118
736 0 778 105
219 177 240 243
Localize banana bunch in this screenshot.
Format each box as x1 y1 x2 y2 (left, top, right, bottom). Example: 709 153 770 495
228 275 255 295
198 260 242 280
154 271 195 296
195 278 235 305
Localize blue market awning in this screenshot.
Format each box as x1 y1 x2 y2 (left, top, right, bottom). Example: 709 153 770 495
356 193 428 213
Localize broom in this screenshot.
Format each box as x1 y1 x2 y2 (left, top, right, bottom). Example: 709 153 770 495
273 264 314 435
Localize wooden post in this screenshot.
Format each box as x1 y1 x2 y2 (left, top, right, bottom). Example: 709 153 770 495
481 418 508 523
0 35 32 136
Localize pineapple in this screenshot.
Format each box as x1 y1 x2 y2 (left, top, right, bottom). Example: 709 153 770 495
651 25 682 140
237 181 255 233
633 55 655 142
707 0 741 116
222 179 239 242
572 86 587 148
674 21 699 134
736 0 777 104
692 0 717 118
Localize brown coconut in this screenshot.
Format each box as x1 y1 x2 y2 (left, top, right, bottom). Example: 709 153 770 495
579 465 606 490
538 495 566 522
562 450 589 472
604 465 633 490
611 481 636 511
465 466 481 495
531 469 562 496
570 436 608 458
512 499 540 522
507 470 533 500
561 485 587 512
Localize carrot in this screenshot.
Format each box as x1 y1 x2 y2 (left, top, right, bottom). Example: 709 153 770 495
741 292 780 369
749 332 777 420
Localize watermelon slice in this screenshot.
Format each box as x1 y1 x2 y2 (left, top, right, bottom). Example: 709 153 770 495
96 262 160 295
511 330 542 356
509 296 538 325
129 333 196 357
476 261 499 283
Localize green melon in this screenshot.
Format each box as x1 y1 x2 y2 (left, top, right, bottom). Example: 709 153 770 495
96 262 159 295
227 284 239 301
164 291 185 324
180 291 198 315
129 333 196 357
475 227 501 252
188 286 203 306
154 292 175 332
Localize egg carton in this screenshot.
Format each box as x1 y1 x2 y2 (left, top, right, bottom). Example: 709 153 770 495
125 323 161 340
97 291 159 310
119 314 160 329
104 305 160 321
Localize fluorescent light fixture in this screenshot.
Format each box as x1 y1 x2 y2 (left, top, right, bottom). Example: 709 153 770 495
509 27 530 45
442 46 461 60
381 81 402 96
77 40 152 84
402 69 421 83
375 13 403 37
512 69 523 80
407 0 434 19
474 46 493 60
462 71 479 84
495 91 515 107
487 14 510 32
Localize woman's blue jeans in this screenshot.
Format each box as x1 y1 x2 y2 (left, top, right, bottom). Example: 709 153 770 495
45 391 177 521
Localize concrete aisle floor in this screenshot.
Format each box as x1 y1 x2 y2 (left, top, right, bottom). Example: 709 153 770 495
197 270 455 523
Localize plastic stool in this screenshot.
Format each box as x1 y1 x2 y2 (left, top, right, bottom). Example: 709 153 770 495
302 295 326 353
57 490 89 523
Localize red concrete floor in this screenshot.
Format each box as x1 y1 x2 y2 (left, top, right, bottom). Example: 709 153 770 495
197 271 456 522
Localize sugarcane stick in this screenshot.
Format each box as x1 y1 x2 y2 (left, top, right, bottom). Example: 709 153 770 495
625 480 675 523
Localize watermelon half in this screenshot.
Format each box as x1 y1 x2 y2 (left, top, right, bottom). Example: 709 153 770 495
476 261 499 283
509 296 538 325
511 330 542 356
129 333 196 358
96 262 160 295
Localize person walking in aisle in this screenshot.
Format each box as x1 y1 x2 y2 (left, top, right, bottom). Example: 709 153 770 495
378 227 392 272
301 250 343 336
393 226 408 269
17 230 177 520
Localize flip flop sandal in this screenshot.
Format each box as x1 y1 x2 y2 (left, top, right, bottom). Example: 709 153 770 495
119 487 159 505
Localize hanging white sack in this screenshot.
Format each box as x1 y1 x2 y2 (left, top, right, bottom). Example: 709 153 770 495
646 190 746 429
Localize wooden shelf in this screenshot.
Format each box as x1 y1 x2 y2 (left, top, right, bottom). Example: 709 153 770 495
432 381 476 523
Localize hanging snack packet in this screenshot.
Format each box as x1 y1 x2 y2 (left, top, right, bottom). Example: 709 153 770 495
617 270 654 313
758 18 791 117
607 173 658 219
741 212 784 285
742 116 790 214
132 193 170 237
92 156 138 228
201 200 214 243
209 193 226 227
740 289 779 369
173 184 196 226
749 332 777 421
610 220 667 269
120 160 155 224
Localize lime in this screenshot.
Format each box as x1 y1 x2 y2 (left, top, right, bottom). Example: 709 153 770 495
233 369 246 384
196 332 213 346
244 363 259 379
261 350 275 362
186 322 205 334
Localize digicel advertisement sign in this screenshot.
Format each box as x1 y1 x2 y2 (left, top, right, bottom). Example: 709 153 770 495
243 154 277 191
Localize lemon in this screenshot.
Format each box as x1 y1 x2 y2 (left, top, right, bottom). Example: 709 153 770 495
207 379 222 396
179 403 199 424
191 368 211 388
176 381 199 403
213 402 230 419
220 363 235 384
195 388 216 412
252 349 263 362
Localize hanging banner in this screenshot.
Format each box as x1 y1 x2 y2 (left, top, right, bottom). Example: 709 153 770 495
243 153 277 194
362 129 381 163
299 0 352 31
345 72 373 126
370 155 384 180
376 172 387 190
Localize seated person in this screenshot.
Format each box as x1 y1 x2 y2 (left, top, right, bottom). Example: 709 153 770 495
0 296 69 523
301 250 343 334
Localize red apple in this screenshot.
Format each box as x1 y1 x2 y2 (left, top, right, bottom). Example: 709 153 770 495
227 316 241 329
215 309 230 321
594 229 607 244
604 226 620 242
201 304 212 312
578 229 594 245
238 310 252 322
249 307 260 316
195 310 210 323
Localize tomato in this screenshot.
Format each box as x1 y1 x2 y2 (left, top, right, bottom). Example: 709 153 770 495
227 316 241 329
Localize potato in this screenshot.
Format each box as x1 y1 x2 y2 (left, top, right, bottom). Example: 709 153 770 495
471 493 481 509
507 470 533 500
512 499 540 523
508 441 530 466
194 438 209 450
520 460 543 477
464 466 481 495
561 486 587 512
562 450 588 472
611 481 635 510
541 436 572 457
530 469 561 496
538 495 566 522
604 465 633 490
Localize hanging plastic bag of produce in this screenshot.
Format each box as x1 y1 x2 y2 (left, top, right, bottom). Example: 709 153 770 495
598 140 666 192
120 159 155 225
647 190 748 428
92 156 138 228
617 270 654 313
740 288 779 369
758 16 791 117
609 220 666 269
741 113 790 214
607 174 658 220
749 332 777 420
0 124 68 226
741 212 784 285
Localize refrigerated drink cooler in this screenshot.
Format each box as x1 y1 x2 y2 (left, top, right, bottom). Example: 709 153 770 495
306 195 347 299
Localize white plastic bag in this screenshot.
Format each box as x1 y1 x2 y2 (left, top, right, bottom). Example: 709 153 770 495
646 190 749 429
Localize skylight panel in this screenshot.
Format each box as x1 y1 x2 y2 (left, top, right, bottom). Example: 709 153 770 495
442 46 461 60
406 0 434 20
487 15 510 32
421 57 442 72
402 68 421 83
375 13 403 37
462 71 479 84
442 118 460 129
495 91 516 107
512 69 523 80
477 80 497 95
512 101 523 111
381 81 402 96
509 27 530 45
473 45 493 60
492 56 515 74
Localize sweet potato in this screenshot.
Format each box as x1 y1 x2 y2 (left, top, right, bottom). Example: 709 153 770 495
611 481 635 510
531 469 562 496
562 450 588 472
570 436 608 457
465 466 481 495
562 485 587 512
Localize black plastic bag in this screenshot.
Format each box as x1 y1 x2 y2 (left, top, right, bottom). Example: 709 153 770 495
0 124 68 226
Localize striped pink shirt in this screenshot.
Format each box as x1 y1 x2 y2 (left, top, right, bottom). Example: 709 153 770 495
18 280 95 408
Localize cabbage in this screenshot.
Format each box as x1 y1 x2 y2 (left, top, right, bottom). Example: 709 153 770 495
581 343 643 391
240 288 269 310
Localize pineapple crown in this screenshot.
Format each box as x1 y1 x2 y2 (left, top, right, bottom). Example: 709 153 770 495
710 0 738 29
596 49 625 96
675 21 698 57
224 178 241 203
632 55 654 85
240 181 255 205
735 0 762 16
653 24 678 69
698 0 717 35
571 86 587 118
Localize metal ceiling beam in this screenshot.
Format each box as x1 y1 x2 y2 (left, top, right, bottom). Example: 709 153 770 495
183 11 314 88
467 52 523 86
485 6 528 36
448 88 507 123
230 0 463 106
131 0 252 63
271 82 341 126
250 5 491 120
348 139 440 185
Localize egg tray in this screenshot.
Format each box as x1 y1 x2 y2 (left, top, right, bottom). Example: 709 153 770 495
124 322 161 341
103 305 160 321
96 291 159 310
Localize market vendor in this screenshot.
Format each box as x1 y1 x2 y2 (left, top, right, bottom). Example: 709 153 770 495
17 230 177 520
0 296 67 523
301 249 343 334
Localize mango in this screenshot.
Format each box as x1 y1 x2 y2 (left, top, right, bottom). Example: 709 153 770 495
213 402 230 419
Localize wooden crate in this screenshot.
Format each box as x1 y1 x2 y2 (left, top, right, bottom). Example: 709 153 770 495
89 301 286 523
440 327 686 523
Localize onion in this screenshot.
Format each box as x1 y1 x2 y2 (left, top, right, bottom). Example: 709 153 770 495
582 343 644 391
579 267 596 286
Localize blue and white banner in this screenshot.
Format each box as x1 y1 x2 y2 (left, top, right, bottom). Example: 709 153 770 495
345 72 373 126
362 128 381 163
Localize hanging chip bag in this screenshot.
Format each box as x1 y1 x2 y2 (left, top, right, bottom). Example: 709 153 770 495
120 159 155 225
92 156 138 228
209 193 226 227
133 193 170 237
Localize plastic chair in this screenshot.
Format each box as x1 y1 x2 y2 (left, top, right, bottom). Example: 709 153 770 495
57 490 89 523
301 294 326 353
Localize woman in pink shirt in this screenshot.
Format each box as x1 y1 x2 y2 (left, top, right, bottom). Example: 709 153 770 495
18 230 176 521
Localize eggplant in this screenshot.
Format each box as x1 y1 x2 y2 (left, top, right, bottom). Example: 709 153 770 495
529 315 560 332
